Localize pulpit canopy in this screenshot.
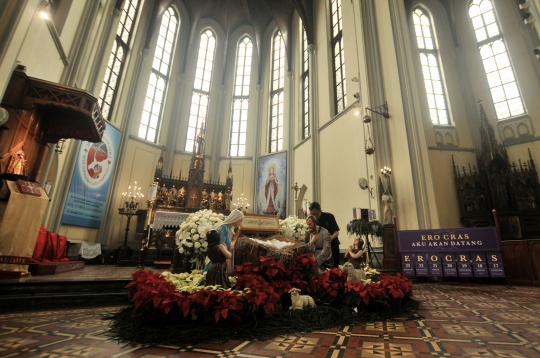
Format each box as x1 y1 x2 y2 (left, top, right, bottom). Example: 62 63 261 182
2 65 105 143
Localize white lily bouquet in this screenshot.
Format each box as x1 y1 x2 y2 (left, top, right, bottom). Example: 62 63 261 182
175 209 225 268
279 215 308 242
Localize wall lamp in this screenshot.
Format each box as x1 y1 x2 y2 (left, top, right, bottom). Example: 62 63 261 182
364 101 390 120
523 12 534 24
519 0 530 9
534 47 540 58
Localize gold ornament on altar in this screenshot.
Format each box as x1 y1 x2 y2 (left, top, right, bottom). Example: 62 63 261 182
6 150 27 175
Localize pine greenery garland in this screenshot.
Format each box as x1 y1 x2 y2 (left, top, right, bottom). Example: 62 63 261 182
105 299 421 346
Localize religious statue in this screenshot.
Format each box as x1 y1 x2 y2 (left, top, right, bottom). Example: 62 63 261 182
168 185 177 206
263 163 279 215
6 150 27 175
209 190 217 210
217 191 224 210
159 184 169 206
200 189 210 210
381 189 394 225
177 186 186 207
491 173 509 209
225 187 232 211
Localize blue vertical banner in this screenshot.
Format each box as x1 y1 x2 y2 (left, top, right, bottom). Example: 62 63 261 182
61 123 121 228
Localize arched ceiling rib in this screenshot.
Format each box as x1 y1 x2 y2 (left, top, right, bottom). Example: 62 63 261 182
144 0 315 81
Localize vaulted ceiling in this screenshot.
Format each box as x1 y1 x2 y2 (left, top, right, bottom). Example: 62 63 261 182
140 0 314 83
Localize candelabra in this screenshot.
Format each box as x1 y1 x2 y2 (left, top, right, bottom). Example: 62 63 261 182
232 193 250 212
381 166 392 189
117 182 144 261
138 182 158 269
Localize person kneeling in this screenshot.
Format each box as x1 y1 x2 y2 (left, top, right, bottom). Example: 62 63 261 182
205 229 232 288
305 215 333 273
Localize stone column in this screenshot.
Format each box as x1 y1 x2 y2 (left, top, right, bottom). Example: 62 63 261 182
307 44 320 202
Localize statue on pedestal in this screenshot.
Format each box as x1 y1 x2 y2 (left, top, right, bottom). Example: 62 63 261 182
381 189 394 225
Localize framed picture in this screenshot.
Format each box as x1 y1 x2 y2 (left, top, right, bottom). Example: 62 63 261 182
257 151 287 219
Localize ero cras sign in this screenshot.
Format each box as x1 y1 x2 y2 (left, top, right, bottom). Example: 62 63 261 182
398 227 505 279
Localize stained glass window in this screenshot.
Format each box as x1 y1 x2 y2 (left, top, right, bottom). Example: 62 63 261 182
413 8 450 125
469 0 525 119
138 8 178 142
330 0 347 114
302 28 310 139
269 31 285 153
99 0 140 121
229 37 253 157
185 29 216 152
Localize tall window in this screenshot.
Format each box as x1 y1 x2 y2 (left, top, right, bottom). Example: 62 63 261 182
302 28 310 139
413 8 450 125
330 0 347 114
138 8 178 142
99 0 140 121
469 0 525 120
270 31 285 153
185 29 216 152
229 37 253 157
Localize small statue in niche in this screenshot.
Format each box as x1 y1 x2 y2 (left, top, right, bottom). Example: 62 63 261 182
158 184 169 206
200 189 210 210
6 150 27 175
217 191 224 210
177 187 186 207
381 189 394 225
225 187 232 211
168 185 177 206
209 190 217 210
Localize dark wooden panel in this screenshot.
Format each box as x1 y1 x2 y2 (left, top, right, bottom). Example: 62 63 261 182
528 240 540 282
502 240 538 284
382 225 400 271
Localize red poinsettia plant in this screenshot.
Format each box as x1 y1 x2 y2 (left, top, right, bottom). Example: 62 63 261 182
126 255 414 326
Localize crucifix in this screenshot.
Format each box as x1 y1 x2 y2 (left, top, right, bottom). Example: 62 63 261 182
291 182 300 201
190 194 198 207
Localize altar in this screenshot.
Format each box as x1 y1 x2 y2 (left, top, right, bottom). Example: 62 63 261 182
147 211 190 263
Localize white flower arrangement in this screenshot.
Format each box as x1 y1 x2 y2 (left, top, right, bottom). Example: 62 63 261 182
279 215 308 242
162 270 239 293
175 209 225 268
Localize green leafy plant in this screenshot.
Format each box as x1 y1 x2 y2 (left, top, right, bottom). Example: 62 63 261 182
346 219 382 237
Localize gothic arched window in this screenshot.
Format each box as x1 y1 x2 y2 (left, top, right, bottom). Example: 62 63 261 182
330 0 347 114
185 29 216 152
302 27 310 139
469 0 525 120
138 7 178 142
270 31 285 153
229 36 253 157
412 8 450 125
99 0 140 121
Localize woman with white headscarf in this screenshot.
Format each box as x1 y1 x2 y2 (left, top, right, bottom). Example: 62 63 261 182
203 209 244 274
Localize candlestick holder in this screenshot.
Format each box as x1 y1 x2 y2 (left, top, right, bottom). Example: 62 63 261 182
232 193 250 213
116 181 144 264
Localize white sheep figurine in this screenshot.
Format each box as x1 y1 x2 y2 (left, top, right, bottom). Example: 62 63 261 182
342 262 366 282
289 288 316 310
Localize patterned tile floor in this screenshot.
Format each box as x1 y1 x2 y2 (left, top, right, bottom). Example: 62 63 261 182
2 272 540 357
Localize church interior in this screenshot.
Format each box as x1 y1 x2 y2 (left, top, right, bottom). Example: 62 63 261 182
1 0 540 355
